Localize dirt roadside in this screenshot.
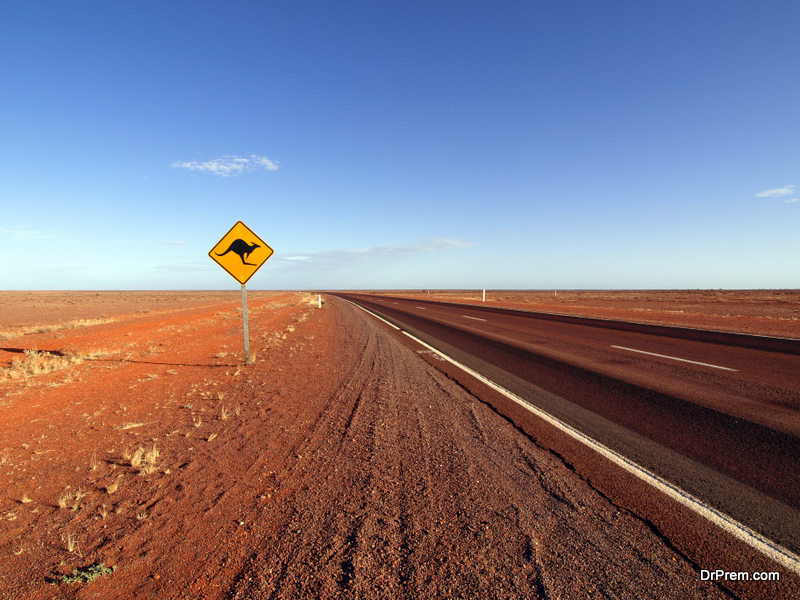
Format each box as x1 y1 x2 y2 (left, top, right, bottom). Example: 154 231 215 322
0 293 786 598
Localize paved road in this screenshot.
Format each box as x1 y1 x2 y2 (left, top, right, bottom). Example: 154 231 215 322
334 293 800 556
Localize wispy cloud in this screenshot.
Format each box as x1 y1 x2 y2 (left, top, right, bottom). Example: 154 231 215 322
756 185 795 197
786 198 799 204
274 238 476 270
156 258 215 273
0 227 55 240
170 155 279 177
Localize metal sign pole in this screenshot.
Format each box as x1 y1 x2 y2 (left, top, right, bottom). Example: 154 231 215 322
241 283 251 364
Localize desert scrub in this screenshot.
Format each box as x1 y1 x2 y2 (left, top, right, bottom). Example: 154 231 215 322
2 348 115 379
3 350 83 379
141 444 160 475
0 317 115 341
58 487 85 511
60 563 116 584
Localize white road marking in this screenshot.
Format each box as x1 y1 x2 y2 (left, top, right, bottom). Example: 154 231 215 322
462 315 487 322
611 345 738 372
345 299 799 575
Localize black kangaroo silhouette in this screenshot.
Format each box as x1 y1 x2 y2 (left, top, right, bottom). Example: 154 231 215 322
216 239 261 266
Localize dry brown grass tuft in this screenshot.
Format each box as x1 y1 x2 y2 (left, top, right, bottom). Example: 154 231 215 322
21 494 33 504
2 347 116 380
4 350 83 379
63 531 81 556
130 447 145 469
140 444 160 475
58 489 72 510
106 476 122 495
0 317 115 341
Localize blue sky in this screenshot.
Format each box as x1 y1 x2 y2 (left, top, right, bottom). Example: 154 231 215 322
2 2 798 290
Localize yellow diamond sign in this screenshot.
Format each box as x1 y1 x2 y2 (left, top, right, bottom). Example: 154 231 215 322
209 221 274 284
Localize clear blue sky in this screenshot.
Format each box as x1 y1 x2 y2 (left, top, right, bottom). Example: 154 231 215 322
2 2 798 290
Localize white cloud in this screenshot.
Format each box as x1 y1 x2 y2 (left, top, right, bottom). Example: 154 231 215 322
0 227 55 240
786 198 799 203
273 238 476 270
756 185 795 197
170 154 279 177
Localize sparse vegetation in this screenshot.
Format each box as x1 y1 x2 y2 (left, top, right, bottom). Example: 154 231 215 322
3 350 83 379
1 347 115 380
62 532 81 556
141 444 160 475
59 563 115 584
118 422 144 431
106 477 122 495
21 494 33 504
207 433 218 442
130 447 145 469
0 317 115 341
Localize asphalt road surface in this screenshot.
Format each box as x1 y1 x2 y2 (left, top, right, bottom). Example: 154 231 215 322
333 293 800 560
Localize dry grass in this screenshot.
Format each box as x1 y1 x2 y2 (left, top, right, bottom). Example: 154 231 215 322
2 348 116 380
220 407 230 420
118 422 144 431
0 317 115 341
3 350 83 379
72 488 87 510
130 448 145 469
21 494 32 504
58 489 72 510
105 478 121 495
63 531 81 556
207 433 218 442
141 444 160 475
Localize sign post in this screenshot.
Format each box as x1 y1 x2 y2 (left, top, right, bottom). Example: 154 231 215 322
241 283 250 362
209 221 274 365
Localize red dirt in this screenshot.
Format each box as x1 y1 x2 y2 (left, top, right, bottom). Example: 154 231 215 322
0 291 794 598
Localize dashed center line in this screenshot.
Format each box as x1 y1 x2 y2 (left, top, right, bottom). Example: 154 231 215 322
611 345 738 372
462 315 487 322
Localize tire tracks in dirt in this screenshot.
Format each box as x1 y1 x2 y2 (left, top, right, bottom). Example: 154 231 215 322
229 298 730 599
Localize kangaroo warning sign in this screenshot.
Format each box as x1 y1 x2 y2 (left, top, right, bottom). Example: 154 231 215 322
209 221 274 284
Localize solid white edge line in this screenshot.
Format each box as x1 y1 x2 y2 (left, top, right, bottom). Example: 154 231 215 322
344 298 800 575
611 345 738 372
463 315 487 322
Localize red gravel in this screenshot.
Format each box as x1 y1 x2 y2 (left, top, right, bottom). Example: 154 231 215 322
0 291 791 598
